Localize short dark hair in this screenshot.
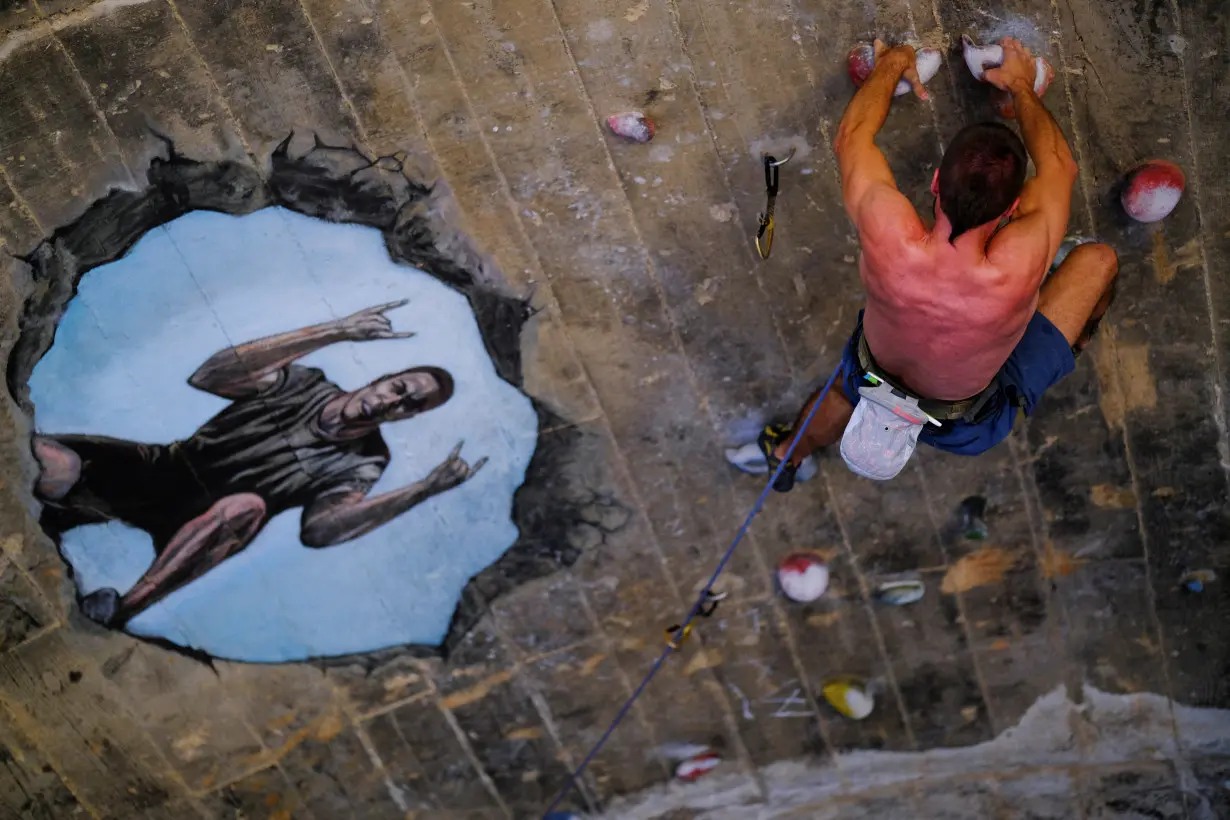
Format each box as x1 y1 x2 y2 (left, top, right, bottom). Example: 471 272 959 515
937 123 1027 243
403 366 454 411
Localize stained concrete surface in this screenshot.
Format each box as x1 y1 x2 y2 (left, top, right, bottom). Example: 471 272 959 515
0 0 1228 818
603 686 1230 819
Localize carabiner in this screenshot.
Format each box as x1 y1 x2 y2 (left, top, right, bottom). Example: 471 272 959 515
698 589 727 617
664 589 727 649
665 622 694 650
755 148 794 259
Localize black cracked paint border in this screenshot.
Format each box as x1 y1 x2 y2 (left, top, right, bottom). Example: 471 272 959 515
4 132 628 666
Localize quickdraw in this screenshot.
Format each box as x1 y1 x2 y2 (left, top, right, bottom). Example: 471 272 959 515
664 623 694 650
755 148 795 259
664 590 727 649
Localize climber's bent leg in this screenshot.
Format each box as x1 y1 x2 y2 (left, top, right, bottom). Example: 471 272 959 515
772 385 854 467
1037 242 1119 356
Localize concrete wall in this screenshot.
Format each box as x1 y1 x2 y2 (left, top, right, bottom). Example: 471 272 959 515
0 0 1228 818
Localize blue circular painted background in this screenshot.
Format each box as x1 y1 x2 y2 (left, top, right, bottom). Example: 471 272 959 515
29 207 538 662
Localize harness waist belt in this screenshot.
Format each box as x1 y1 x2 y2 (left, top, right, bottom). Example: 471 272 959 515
855 330 995 422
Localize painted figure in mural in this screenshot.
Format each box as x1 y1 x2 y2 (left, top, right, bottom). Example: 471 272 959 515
759 37 1120 486
31 300 487 629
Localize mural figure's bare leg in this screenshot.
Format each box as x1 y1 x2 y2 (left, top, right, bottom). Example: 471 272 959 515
81 493 266 628
32 437 81 500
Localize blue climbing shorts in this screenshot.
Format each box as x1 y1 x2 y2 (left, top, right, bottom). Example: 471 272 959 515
838 310 1075 456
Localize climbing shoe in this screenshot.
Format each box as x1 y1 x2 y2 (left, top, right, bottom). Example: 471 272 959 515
1050 234 1093 275
80 587 121 627
757 424 798 493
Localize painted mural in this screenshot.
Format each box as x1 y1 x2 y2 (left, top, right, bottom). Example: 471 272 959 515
7 134 626 664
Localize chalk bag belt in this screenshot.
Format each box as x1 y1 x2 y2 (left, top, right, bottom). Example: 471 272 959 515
854 330 1000 423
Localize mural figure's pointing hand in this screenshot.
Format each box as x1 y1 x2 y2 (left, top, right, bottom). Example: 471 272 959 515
427 440 489 492
337 299 416 341
984 38 1037 94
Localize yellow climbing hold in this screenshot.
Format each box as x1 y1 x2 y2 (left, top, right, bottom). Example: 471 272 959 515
822 677 874 720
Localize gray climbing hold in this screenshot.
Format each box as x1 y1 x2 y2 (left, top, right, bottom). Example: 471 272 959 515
725 442 818 482
874 579 925 606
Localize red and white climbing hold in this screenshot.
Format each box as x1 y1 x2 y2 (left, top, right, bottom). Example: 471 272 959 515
606 112 656 143
847 43 876 87
1121 159 1186 223
776 552 830 602
674 752 721 782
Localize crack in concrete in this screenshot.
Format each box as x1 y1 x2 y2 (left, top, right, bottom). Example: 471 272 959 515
1047 0 1188 792
0 0 156 63
1164 0 1230 495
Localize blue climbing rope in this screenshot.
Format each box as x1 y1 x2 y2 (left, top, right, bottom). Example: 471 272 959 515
542 359 846 817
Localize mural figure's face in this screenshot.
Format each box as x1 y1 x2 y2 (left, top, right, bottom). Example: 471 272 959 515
339 369 450 430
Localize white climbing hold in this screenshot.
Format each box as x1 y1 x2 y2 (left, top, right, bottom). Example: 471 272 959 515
961 35 1051 94
847 42 942 97
903 48 942 97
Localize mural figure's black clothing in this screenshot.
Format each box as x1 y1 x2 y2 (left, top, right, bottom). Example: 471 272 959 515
42 365 389 550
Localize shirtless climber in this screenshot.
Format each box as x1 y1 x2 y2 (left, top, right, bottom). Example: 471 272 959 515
32 300 487 628
761 38 1119 487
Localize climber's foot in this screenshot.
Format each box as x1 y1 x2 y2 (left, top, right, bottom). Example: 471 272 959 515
758 424 798 493
80 587 121 627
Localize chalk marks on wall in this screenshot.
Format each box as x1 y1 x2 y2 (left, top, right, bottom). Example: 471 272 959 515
8 134 628 663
